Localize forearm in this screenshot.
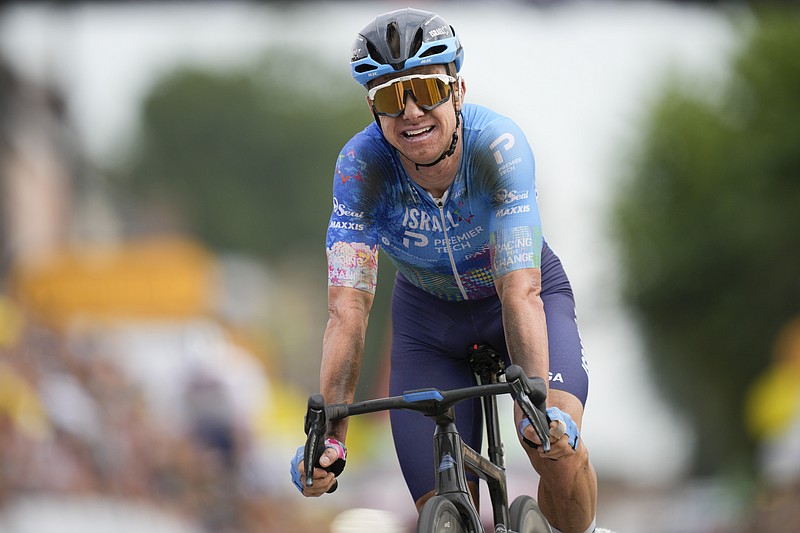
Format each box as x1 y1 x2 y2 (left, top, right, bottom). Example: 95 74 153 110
496 269 549 384
320 287 373 442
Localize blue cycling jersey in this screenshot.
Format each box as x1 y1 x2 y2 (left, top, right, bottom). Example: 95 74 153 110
326 103 543 302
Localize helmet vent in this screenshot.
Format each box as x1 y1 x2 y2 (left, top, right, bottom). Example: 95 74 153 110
386 22 401 60
419 45 447 58
409 28 423 59
365 40 386 65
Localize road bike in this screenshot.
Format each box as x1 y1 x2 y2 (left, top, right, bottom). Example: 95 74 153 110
303 344 554 532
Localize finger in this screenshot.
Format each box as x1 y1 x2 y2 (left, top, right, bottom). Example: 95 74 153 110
539 439 575 460
303 471 336 497
312 466 333 481
522 423 542 446
319 446 339 467
549 419 567 442
301 467 333 490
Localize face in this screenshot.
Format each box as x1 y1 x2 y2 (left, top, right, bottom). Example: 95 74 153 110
367 65 465 168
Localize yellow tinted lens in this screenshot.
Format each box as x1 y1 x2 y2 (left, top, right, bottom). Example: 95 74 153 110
372 82 405 116
409 77 450 108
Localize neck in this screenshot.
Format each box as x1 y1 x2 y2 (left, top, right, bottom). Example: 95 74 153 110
402 127 461 198
402 113 462 196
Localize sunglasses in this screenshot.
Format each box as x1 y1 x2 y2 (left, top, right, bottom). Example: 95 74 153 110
368 74 456 117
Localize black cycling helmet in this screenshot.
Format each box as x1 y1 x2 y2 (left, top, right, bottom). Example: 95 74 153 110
351 8 464 86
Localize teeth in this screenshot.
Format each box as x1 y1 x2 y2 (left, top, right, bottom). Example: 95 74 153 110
404 127 432 137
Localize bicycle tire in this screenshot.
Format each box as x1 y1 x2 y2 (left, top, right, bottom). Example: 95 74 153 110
509 495 552 533
417 495 469 533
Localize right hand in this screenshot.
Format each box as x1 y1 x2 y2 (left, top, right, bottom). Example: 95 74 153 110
289 440 347 496
518 406 580 461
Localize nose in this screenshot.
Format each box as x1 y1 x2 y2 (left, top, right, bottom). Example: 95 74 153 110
402 92 425 119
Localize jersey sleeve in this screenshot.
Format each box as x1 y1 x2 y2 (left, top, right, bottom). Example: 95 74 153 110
472 117 543 278
326 137 383 294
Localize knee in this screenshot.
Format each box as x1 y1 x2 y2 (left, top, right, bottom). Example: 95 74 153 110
526 438 591 482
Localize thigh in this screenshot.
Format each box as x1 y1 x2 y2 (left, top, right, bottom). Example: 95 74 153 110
541 243 590 406
390 278 484 502
389 346 481 502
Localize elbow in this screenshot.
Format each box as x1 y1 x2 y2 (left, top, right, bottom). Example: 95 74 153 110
495 269 544 307
327 287 373 329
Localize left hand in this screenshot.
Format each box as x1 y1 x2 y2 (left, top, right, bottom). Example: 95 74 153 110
518 406 580 461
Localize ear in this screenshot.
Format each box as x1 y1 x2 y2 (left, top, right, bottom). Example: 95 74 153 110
366 94 384 128
454 76 466 110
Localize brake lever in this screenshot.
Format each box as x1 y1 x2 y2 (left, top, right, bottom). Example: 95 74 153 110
303 394 338 493
505 365 550 453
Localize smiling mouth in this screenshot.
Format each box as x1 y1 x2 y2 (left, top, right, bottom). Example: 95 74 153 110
403 126 434 138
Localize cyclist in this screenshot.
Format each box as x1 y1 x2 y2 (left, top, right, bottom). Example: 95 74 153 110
291 8 598 533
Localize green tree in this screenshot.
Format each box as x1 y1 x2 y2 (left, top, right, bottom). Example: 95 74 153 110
124 52 370 257
612 10 800 477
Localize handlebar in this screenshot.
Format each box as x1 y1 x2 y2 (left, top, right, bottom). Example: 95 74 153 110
303 364 550 490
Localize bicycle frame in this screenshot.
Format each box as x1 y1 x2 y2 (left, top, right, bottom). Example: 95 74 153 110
304 347 550 532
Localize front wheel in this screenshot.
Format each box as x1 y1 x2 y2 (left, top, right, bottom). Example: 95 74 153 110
417 495 468 533
509 495 552 533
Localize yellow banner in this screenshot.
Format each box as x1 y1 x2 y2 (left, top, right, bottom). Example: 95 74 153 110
11 237 215 327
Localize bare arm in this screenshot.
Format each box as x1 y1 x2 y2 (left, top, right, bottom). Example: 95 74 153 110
320 285 375 443
494 267 549 387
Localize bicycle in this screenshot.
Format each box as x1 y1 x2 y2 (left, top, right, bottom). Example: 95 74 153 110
303 344 554 533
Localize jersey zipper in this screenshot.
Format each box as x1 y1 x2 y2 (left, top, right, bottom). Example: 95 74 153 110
435 197 469 300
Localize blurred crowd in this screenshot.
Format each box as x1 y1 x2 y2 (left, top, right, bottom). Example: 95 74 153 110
0 296 331 533
0 46 340 532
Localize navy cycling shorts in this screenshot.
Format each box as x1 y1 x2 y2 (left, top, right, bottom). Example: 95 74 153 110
388 241 589 502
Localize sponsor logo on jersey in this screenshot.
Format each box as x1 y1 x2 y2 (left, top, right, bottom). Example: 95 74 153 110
494 252 535 271
402 231 428 248
329 221 364 231
495 236 534 253
493 236 536 271
402 207 460 232
495 205 531 218
495 189 530 205
498 157 523 176
434 226 484 253
400 206 483 250
489 133 515 164
332 197 364 219
465 243 491 261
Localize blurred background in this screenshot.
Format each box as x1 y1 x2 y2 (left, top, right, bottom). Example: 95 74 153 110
1 0 798 531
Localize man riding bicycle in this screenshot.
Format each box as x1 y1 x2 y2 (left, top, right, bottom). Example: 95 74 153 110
291 8 598 533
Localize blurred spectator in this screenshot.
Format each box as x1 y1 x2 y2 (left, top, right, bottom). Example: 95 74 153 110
746 316 800 531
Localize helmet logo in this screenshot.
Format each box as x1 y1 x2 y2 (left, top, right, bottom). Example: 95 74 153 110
428 25 450 38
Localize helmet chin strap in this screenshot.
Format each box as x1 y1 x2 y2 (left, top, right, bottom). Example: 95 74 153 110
411 110 461 171
373 107 462 172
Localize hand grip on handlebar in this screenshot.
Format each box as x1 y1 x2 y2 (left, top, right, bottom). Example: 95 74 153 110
303 394 338 493
505 365 551 453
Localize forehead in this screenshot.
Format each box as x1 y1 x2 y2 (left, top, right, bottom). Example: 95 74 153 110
368 65 448 89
